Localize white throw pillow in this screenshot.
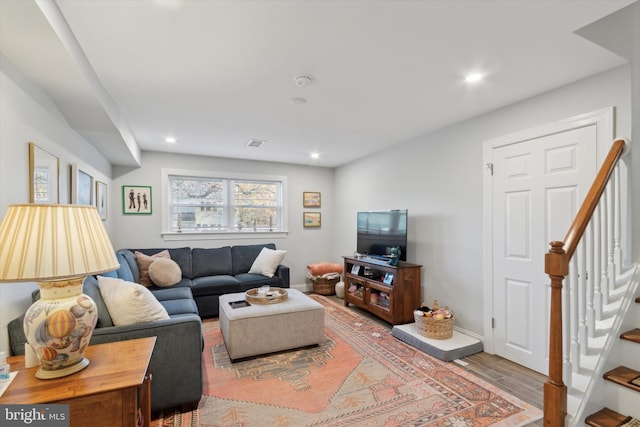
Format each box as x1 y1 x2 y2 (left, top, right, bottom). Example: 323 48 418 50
97 276 170 326
248 247 287 278
148 257 182 288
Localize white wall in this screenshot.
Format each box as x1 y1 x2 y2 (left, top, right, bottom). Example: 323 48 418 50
1 54 635 357
0 57 112 354
632 5 639 261
0 54 334 352
333 66 632 338
111 151 335 288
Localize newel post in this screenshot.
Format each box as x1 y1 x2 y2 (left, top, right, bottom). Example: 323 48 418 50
544 241 568 426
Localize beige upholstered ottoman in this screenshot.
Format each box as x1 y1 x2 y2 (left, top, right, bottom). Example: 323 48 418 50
219 288 325 360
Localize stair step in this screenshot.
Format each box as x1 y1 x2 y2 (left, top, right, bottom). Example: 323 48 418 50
620 328 640 344
603 366 640 392
585 407 632 427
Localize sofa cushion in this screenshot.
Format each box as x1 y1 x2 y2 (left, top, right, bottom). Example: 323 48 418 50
117 250 139 282
83 276 114 328
231 243 276 275
154 276 192 287
131 247 193 280
192 247 232 277
114 252 135 282
152 286 194 302
151 287 199 316
235 273 282 289
99 270 118 278
100 252 135 280
166 247 193 279
158 298 199 316
98 276 170 326
149 258 182 287
191 275 242 296
135 250 170 286
249 247 287 278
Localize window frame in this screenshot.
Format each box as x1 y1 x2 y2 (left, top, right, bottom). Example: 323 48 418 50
161 168 288 241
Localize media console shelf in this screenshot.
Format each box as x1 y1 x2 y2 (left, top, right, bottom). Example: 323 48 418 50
343 256 421 325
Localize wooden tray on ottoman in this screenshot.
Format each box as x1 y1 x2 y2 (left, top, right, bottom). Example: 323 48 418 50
245 287 288 304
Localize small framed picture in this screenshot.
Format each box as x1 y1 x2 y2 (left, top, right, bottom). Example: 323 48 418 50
303 211 321 227
29 142 60 204
303 191 321 208
71 164 93 206
122 185 152 214
95 181 108 220
351 264 361 275
383 273 394 285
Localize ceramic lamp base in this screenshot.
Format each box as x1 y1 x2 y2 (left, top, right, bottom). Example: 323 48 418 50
23 277 98 380
36 357 90 379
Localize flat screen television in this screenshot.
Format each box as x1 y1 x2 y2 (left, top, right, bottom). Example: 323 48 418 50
357 209 407 261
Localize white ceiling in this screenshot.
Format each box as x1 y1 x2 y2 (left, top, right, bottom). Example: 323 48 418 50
0 0 634 168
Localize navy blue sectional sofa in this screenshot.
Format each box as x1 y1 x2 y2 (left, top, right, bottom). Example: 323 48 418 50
119 243 290 317
7 243 288 412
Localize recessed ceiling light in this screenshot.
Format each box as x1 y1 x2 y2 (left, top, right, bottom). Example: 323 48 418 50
464 72 484 84
290 97 307 105
165 137 176 143
294 75 313 87
310 152 320 159
247 139 266 148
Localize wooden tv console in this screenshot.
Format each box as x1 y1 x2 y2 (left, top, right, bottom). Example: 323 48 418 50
343 256 421 325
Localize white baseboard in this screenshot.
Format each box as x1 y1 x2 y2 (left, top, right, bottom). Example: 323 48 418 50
291 283 310 292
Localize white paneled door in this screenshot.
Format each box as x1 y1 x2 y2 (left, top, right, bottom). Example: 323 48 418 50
492 125 597 374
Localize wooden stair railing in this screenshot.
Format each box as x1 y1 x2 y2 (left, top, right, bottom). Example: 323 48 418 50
543 139 627 426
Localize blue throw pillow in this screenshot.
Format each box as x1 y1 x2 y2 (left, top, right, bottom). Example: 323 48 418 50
115 252 134 282
99 270 118 278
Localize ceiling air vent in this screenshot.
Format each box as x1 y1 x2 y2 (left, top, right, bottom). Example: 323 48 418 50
247 139 266 148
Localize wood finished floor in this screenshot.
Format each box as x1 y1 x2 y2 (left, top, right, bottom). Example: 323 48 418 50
325 295 546 426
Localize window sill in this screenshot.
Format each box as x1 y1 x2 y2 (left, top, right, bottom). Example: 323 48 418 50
161 231 289 241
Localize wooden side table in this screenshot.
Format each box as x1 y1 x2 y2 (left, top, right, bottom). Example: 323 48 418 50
1 337 156 427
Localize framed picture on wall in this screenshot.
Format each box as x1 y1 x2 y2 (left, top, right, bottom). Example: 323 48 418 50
303 192 321 208
96 181 108 220
303 211 321 228
122 185 152 214
28 142 60 204
71 163 93 206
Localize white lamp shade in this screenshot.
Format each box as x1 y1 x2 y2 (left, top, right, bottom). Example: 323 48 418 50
0 204 119 282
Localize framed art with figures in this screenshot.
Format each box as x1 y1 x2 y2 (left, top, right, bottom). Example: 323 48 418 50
122 185 152 214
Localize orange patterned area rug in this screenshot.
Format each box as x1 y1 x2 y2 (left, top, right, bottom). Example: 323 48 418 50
151 408 199 427
196 295 542 426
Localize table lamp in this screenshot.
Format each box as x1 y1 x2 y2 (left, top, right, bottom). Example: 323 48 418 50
0 204 119 379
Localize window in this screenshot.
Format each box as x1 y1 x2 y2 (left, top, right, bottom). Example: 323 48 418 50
164 170 286 234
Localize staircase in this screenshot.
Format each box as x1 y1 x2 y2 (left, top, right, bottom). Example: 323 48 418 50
542 139 640 426
580 280 640 426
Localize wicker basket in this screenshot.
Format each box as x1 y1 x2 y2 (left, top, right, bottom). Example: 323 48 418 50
414 312 454 340
312 276 339 295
